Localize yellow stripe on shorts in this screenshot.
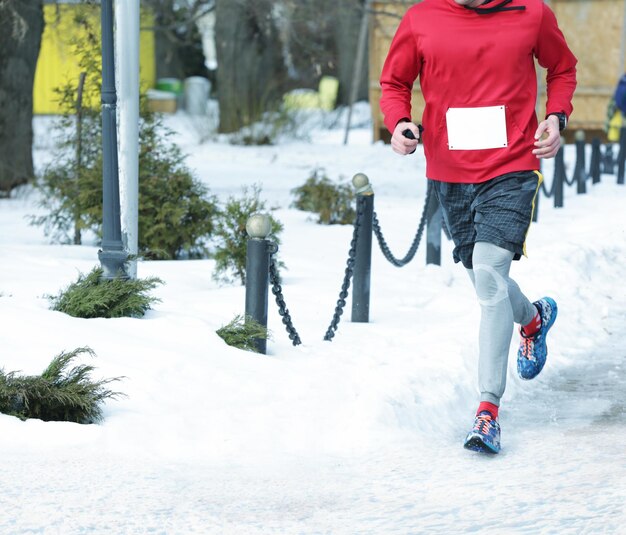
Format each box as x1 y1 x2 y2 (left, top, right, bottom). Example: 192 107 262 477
522 170 543 257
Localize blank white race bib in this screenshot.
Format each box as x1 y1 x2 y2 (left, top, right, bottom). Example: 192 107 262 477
446 105 507 150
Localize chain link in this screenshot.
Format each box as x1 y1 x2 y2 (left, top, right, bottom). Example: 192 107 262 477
563 172 577 187
268 245 302 346
323 196 366 341
563 149 578 186
372 181 432 267
541 149 568 197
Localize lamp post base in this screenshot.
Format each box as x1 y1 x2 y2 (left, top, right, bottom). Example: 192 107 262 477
98 248 129 280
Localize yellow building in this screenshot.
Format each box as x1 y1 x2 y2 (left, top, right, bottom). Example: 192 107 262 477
34 1 156 115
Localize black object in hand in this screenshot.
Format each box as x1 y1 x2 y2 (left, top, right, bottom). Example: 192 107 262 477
402 125 423 154
402 128 417 140
402 124 424 140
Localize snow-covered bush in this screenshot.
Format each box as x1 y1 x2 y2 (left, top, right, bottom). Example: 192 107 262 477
49 267 162 319
229 107 310 146
291 168 356 225
216 315 270 353
212 185 283 285
0 347 123 423
31 14 219 260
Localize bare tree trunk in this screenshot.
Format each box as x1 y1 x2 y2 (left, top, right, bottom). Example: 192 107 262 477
335 0 369 106
0 0 44 195
343 0 371 144
215 0 286 133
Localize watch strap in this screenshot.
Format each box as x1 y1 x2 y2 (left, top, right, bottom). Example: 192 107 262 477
547 112 567 132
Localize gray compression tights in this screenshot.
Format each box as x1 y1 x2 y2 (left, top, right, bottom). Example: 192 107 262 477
467 242 537 406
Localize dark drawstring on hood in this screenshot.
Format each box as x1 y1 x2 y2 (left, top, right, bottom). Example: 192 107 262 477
465 0 526 15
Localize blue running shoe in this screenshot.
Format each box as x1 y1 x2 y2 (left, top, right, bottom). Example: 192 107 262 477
463 411 501 454
517 297 558 380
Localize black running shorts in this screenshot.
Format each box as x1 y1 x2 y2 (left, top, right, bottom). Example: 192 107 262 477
431 170 542 269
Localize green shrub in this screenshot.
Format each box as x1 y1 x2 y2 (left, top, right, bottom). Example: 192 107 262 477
291 168 356 224
49 267 163 319
31 13 219 260
212 185 283 285
216 315 271 353
34 108 219 259
135 118 220 259
0 347 123 423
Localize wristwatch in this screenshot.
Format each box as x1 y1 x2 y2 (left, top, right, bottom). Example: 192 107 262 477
547 112 567 132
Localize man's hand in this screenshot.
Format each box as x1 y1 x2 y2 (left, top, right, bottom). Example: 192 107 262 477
532 115 561 159
391 121 420 155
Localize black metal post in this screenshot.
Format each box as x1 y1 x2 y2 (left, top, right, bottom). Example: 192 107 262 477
245 215 272 354
554 145 565 208
351 173 373 323
590 137 601 184
574 130 586 194
618 126 626 185
601 143 615 175
426 181 441 265
98 0 127 279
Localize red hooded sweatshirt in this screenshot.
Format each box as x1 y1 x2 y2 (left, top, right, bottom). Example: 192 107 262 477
379 0 577 183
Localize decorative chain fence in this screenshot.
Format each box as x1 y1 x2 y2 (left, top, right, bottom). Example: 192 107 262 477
268 250 302 347
372 182 432 267
244 173 438 352
323 195 367 341
535 127 626 220
243 126 626 353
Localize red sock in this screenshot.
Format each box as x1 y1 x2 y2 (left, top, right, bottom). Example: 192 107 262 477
477 401 499 419
522 308 541 337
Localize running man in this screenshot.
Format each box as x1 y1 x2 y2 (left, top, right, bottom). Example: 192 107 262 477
380 0 577 453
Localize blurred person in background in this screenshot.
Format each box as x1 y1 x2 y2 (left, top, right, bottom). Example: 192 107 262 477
606 73 626 142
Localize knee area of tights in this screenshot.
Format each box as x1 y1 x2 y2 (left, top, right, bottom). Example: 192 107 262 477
474 268 506 301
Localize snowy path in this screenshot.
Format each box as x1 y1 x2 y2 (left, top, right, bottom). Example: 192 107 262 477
2 308 625 534
2 118 625 533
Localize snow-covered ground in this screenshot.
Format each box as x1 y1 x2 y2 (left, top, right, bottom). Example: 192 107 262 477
1 105 626 534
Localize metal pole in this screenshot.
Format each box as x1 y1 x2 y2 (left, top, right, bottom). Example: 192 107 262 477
351 173 373 323
115 0 140 279
618 126 626 185
602 143 616 176
554 143 565 208
98 0 127 280
343 0 372 145
74 72 86 245
574 130 586 194
245 214 272 354
425 181 441 265
590 137 601 184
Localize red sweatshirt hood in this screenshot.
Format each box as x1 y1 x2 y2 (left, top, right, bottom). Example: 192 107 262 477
456 0 526 15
